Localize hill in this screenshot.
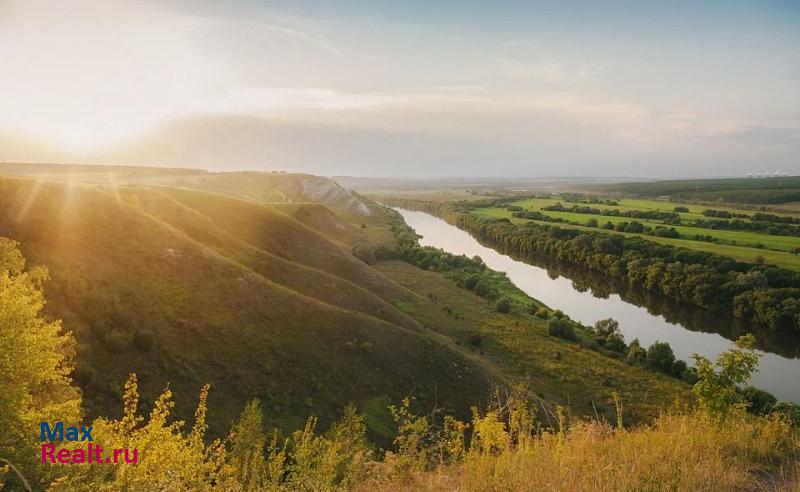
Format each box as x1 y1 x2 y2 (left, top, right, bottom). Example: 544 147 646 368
0 165 693 440
0 174 500 438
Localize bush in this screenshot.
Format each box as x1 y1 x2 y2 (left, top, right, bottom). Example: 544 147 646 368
133 329 155 352
673 206 689 213
548 318 577 341
534 306 551 318
740 386 777 415
495 298 511 314
464 274 481 290
604 333 626 353
646 341 676 373
469 333 484 347
474 280 491 297
671 359 687 378
680 367 698 384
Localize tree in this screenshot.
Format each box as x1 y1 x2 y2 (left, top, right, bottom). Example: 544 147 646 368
691 335 760 417
627 338 646 363
594 318 620 337
646 341 676 373
0 238 81 488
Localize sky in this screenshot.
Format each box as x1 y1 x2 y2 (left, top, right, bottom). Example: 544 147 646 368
0 0 798 178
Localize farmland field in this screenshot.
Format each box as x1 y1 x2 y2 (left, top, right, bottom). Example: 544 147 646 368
472 196 800 270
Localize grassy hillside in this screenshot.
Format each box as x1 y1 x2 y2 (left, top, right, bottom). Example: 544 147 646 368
0 167 703 434
373 261 688 423
0 175 501 438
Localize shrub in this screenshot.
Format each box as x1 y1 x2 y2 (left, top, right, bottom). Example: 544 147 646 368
495 298 511 314
741 386 777 415
474 280 491 297
534 306 551 318
469 333 484 347
692 335 760 417
132 329 155 352
671 359 687 378
548 318 577 341
604 333 626 353
464 274 481 290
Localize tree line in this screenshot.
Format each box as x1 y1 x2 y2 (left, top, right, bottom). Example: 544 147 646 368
382 199 800 334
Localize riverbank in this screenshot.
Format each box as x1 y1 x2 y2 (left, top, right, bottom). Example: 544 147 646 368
391 207 800 403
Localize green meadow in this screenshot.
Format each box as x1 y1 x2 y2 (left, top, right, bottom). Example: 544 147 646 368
473 196 800 270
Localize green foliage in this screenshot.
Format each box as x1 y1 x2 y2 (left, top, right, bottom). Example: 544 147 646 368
230 400 269 490
646 341 676 373
385 198 800 332
533 306 550 318
692 335 761 417
626 338 646 363
0 238 81 489
740 386 778 415
495 298 511 314
594 318 619 337
547 317 577 341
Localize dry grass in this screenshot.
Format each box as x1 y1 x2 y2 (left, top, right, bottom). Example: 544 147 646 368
373 410 798 492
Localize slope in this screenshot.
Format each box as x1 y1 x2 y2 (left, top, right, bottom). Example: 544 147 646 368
0 175 500 438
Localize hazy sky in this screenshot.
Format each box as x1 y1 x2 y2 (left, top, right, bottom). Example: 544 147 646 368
1 0 798 177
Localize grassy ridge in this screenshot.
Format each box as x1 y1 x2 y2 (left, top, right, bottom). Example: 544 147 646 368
0 176 501 438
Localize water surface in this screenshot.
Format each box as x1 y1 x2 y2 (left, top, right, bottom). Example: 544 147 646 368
396 208 800 403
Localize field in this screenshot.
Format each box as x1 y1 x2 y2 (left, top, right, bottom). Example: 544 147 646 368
472 196 800 271
599 176 800 206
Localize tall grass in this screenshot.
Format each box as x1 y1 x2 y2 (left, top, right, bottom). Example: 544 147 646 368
380 409 797 491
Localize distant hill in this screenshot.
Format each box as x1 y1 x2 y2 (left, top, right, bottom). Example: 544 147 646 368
0 162 379 217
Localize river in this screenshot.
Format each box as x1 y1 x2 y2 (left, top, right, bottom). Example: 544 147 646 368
395 208 800 403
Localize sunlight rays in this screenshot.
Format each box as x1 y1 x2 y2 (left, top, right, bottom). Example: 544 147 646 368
14 173 48 223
